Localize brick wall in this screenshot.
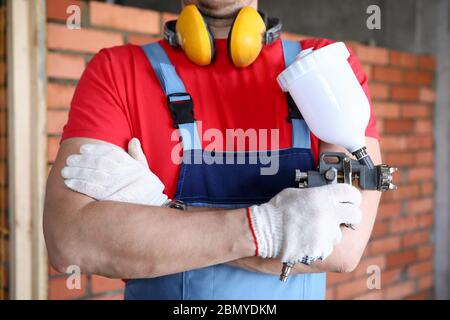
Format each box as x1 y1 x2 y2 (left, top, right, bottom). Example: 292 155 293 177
45 0 436 300
0 0 8 301
326 44 436 299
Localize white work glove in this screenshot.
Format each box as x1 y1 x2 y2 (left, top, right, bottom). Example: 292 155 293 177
62 138 168 206
248 184 362 264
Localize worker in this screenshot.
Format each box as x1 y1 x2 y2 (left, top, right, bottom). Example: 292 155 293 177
43 0 382 300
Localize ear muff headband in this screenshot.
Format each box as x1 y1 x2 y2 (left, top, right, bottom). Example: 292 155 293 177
175 4 214 66
228 7 266 68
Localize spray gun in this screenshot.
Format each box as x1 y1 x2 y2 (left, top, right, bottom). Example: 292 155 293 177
277 42 398 282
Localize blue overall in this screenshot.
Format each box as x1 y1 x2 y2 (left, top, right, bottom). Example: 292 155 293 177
124 40 326 300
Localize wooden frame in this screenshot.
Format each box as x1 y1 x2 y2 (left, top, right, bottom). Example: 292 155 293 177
7 0 47 299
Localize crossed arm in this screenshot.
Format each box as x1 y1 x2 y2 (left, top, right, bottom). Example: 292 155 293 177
43 137 381 279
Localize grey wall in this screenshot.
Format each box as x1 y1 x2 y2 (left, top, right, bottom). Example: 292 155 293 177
116 0 446 55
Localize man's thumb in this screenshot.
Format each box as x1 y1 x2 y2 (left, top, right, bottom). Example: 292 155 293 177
128 138 149 168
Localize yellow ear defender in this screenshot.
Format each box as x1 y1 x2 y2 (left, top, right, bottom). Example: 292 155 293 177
227 7 267 68
174 4 214 66
163 5 282 67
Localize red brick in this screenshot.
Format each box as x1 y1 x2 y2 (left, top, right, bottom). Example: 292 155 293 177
407 261 433 278
352 256 386 277
376 119 384 133
370 236 401 255
419 88 436 103
0 111 6 136
386 250 417 268
0 87 5 110
48 275 87 300
391 86 420 102
372 102 400 119
47 0 84 21
390 51 418 68
372 67 403 83
420 182 434 196
351 44 389 65
417 213 433 228
418 55 436 71
0 186 8 211
48 110 69 134
382 184 420 201
47 83 76 109
384 120 414 134
402 230 429 247
404 71 433 86
127 34 160 46
415 150 433 165
326 288 334 300
90 275 124 294
354 290 383 300
369 83 390 100
389 216 418 233
48 136 61 162
0 162 6 185
384 281 415 299
377 202 402 219
47 53 85 80
382 268 403 286
371 221 389 238
0 60 5 85
92 293 124 300
90 2 159 34
414 120 433 134
418 274 433 291
0 23 4 56
408 167 434 182
407 198 433 215
417 245 433 260
384 152 416 167
49 265 61 276
405 136 433 150
406 291 427 300
48 23 123 53
361 64 372 78
335 277 370 299
327 272 353 286
400 104 432 118
379 136 407 151
161 12 179 25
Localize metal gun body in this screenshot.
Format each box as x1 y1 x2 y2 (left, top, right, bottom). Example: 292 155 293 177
280 151 397 282
296 152 397 191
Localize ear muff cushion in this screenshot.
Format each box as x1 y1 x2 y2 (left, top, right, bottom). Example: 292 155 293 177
176 5 214 66
228 7 266 68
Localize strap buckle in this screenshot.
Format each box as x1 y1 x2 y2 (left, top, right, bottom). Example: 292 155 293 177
286 93 303 121
167 93 195 128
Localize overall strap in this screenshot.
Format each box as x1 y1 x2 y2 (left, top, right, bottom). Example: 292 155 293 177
142 42 201 151
281 40 311 149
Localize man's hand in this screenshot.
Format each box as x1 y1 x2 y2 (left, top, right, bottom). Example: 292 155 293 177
61 138 168 206
248 184 362 264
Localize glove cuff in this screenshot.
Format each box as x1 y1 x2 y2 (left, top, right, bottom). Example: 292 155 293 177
246 207 259 256
248 204 283 259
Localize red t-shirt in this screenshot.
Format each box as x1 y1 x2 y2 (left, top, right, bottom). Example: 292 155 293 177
62 38 379 198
